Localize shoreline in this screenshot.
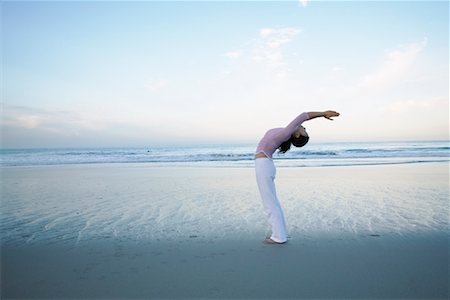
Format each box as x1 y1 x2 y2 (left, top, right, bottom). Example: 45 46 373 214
1 156 449 169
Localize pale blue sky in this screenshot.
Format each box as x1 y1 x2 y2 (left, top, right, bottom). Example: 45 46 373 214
2 0 449 148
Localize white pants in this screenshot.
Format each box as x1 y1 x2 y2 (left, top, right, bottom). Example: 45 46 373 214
255 158 288 243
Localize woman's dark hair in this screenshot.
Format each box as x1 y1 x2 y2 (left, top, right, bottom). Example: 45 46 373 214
278 135 309 154
278 139 292 153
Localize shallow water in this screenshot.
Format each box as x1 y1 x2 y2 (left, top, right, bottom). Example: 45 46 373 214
1 162 448 246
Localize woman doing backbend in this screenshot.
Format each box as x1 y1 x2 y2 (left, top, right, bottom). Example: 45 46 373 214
255 110 340 244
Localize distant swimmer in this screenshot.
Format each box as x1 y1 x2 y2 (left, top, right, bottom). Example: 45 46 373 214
255 110 340 244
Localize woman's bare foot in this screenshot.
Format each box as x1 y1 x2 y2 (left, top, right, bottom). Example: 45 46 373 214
263 238 287 244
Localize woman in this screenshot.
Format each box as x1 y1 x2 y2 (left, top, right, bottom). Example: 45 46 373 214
255 110 340 244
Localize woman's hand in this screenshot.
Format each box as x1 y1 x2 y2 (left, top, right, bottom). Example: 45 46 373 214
323 110 340 120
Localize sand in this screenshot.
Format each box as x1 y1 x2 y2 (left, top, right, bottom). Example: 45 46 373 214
1 162 449 299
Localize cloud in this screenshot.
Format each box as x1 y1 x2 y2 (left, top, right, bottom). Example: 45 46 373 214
225 27 301 66
1 104 107 136
252 27 301 77
381 96 448 114
1 105 43 129
298 0 310 8
257 27 300 50
374 96 449 140
359 38 427 90
15 115 43 129
224 50 242 59
223 27 301 81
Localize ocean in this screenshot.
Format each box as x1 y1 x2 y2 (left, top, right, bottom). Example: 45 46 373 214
1 140 449 167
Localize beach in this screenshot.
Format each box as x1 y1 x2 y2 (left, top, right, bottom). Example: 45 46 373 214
1 162 449 299
3 0 449 297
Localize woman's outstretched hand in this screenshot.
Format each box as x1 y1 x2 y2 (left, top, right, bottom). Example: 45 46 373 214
323 110 340 120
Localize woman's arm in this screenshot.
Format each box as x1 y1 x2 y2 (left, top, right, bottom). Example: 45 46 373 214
274 110 340 143
307 111 340 121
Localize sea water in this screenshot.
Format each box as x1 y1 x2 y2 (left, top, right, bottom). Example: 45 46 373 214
1 140 449 167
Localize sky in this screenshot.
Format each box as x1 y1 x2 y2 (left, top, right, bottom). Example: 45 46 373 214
1 0 449 148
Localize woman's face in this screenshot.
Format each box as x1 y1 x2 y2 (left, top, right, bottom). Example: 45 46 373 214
293 126 308 138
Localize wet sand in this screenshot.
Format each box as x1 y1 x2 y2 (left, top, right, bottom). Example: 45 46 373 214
2 234 448 299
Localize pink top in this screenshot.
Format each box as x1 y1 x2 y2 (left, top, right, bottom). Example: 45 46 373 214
255 112 310 158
